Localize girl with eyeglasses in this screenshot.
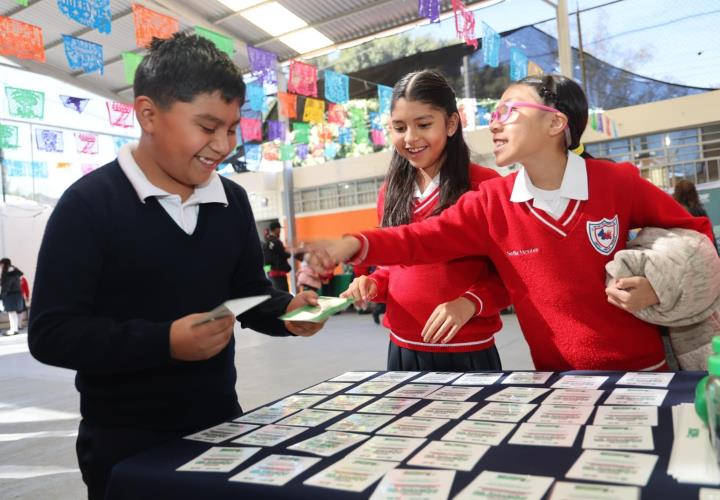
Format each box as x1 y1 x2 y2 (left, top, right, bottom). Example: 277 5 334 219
306 74 714 371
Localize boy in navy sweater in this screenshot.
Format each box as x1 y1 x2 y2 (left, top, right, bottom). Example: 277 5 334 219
28 33 323 500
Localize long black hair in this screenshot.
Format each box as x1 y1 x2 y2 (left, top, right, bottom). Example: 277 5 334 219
381 70 471 227
0 257 19 287
517 74 590 155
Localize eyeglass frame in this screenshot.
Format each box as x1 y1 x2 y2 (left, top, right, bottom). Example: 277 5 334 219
490 100 572 147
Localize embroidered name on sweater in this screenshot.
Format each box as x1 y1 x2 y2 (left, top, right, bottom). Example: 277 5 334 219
587 215 619 255
506 247 540 257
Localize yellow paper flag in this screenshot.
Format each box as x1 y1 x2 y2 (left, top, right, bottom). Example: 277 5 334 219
303 98 325 124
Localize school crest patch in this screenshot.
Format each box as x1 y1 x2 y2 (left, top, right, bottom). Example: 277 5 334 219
586 215 619 255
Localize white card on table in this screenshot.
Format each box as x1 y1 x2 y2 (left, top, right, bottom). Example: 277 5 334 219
299 382 353 395
349 435 426 462
548 481 640 500
701 488 720 500
509 423 581 447
552 375 609 390
276 409 343 427
329 371 378 382
425 385 483 401
616 372 674 388
387 384 443 399
503 372 554 385
469 402 537 423
288 431 370 457
604 388 668 406
232 424 307 447
315 394 374 411
376 416 451 438
593 405 658 426
176 446 260 472
408 440 489 471
270 394 327 410
453 372 503 385
234 406 299 425
414 372 464 384
582 425 654 451
414 401 476 420
528 405 595 425
347 381 400 395
327 413 395 433
442 419 515 446
373 371 420 383
304 457 398 493
358 397 421 415
455 470 555 500
229 454 321 486
566 450 658 486
370 468 455 500
543 389 604 406
183 422 258 443
486 387 550 403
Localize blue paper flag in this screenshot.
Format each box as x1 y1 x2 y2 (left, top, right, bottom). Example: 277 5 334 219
246 83 264 112
267 120 285 141
113 136 133 153
377 85 392 115
35 128 64 153
296 144 309 160
57 0 112 34
324 142 339 159
338 127 352 145
62 35 104 75
510 47 528 82
369 112 383 131
60 95 90 113
244 144 262 171
482 23 500 68
324 70 349 104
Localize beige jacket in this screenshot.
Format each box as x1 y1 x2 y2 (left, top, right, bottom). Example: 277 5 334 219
606 227 720 370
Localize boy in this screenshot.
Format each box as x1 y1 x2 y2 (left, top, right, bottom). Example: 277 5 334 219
28 33 323 500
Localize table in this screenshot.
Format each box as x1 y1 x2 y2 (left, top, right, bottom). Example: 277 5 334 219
107 370 706 499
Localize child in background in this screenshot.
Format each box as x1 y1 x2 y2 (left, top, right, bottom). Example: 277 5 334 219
308 74 715 372
341 70 509 371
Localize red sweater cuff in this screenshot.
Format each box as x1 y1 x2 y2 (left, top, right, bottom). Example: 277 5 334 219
462 291 484 317
347 233 369 265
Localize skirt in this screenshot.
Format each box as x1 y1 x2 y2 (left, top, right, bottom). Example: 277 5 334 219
387 341 502 371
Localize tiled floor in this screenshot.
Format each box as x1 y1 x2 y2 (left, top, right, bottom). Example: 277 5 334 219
0 312 532 499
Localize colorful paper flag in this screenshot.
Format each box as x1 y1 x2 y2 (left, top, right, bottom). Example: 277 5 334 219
244 144 261 171
5 86 44 119
418 0 440 23
612 120 619 138
371 129 386 146
62 35 104 75
327 103 346 126
106 101 135 128
303 98 325 124
0 17 45 63
247 46 277 85
14 0 29 6
75 132 98 154
349 107 366 129
33 161 48 178
81 163 98 175
482 22 500 68
113 136 133 153
458 98 476 131
60 95 89 114
605 116 612 137
122 52 144 84
280 144 294 161
354 127 369 145
324 70 349 104
267 120 285 141
35 128 64 153
338 127 352 145
246 83 264 112
0 124 19 149
194 26 234 57
377 85 392 115
292 122 310 144
56 162 72 169
288 61 318 98
369 112 383 131
451 0 477 49
240 118 262 142
324 143 339 159
527 61 544 76
277 92 297 119
596 111 604 132
57 0 112 34
131 4 179 48
510 48 528 81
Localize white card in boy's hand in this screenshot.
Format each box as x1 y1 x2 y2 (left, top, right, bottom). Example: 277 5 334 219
193 295 270 326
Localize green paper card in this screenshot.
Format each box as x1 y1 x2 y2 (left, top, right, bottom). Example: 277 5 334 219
280 296 353 322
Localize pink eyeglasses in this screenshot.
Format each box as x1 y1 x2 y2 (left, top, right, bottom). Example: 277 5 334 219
490 101 564 124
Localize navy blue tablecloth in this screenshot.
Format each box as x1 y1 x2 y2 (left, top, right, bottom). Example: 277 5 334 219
107 370 706 499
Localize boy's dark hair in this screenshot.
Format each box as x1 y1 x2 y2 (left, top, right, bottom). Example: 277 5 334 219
673 179 702 213
134 32 246 109
518 74 588 151
382 70 471 227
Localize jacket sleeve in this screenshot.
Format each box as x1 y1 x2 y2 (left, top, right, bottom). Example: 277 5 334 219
28 190 173 373
368 266 390 303
462 271 511 317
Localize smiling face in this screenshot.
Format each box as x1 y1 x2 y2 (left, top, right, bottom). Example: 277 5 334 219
390 98 458 177
490 84 566 167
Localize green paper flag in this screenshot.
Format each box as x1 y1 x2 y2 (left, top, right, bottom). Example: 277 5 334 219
292 122 310 144
280 144 295 161
122 52 144 85
194 26 234 57
0 124 20 149
354 126 369 145
5 86 44 119
349 108 366 129
14 0 29 6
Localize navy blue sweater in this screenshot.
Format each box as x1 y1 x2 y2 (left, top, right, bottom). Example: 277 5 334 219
29 161 293 431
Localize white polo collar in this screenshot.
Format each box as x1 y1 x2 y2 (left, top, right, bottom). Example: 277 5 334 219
413 173 441 200
117 142 228 206
510 152 588 203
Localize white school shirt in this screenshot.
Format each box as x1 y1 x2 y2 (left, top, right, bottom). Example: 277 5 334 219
117 142 228 234
509 152 588 220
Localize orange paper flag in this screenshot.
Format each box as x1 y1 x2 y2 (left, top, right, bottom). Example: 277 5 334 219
277 92 297 119
132 4 179 49
0 17 45 63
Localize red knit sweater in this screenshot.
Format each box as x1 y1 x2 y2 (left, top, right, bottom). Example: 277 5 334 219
370 164 510 353
355 159 715 370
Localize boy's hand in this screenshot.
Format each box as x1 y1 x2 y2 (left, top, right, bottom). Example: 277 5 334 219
606 276 660 313
169 314 235 361
284 291 325 337
340 276 378 308
422 296 476 344
302 237 361 274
